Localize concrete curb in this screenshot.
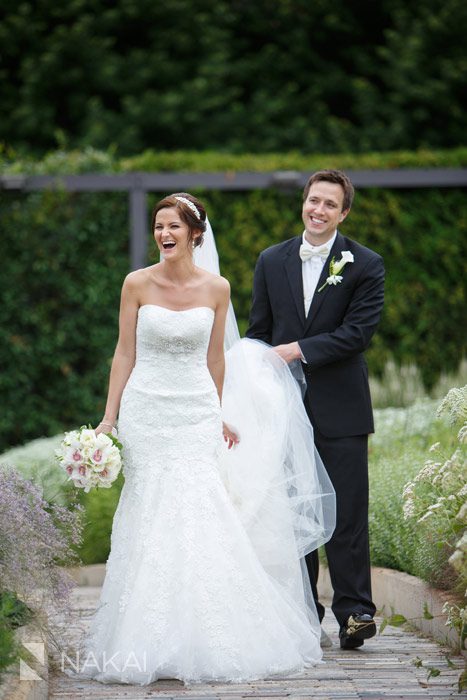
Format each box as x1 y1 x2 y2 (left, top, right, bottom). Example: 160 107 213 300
67 563 462 650
318 565 461 649
67 563 105 588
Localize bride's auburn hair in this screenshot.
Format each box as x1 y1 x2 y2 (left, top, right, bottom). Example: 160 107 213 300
152 193 207 248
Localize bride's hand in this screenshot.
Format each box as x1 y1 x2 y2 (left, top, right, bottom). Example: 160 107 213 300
222 422 239 450
95 421 114 436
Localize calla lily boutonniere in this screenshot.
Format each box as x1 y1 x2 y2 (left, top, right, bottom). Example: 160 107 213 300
318 250 354 292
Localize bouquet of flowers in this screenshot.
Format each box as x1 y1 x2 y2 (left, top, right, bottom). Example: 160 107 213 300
55 426 122 492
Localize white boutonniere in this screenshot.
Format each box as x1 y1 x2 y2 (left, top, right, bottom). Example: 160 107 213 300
318 251 354 292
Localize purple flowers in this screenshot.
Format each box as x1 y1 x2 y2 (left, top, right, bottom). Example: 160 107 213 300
0 465 83 618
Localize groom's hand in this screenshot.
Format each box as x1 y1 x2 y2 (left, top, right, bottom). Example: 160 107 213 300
273 342 302 363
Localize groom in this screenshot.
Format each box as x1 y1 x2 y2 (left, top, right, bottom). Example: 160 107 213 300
246 170 385 649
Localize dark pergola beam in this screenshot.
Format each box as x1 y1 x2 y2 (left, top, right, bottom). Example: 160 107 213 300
129 187 148 272
1 169 466 270
2 168 467 192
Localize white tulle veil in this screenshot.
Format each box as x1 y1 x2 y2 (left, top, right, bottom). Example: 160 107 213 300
194 217 336 620
193 216 240 352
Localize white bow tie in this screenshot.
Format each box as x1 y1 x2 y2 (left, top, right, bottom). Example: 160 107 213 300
299 243 330 262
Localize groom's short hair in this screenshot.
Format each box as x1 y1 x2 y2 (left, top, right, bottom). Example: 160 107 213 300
303 170 354 212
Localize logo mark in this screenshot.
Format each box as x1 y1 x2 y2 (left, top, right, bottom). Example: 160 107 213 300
20 642 46 682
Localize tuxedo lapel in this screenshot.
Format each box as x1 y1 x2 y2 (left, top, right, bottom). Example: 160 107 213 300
304 232 345 333
284 238 306 326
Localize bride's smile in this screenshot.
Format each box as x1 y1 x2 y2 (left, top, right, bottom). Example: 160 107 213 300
154 207 200 258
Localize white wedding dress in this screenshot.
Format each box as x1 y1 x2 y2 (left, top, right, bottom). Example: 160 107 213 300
80 303 335 685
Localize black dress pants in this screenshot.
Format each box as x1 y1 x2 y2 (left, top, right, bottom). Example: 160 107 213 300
305 426 376 627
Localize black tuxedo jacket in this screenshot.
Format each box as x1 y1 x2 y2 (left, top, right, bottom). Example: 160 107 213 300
246 232 385 438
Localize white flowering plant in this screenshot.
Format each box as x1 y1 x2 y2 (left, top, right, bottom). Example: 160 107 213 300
318 250 354 292
402 386 466 652
402 387 466 578
55 426 122 493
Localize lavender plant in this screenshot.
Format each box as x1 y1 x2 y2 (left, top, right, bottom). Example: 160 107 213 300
0 465 83 672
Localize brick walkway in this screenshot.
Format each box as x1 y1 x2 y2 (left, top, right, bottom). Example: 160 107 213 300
48 587 463 699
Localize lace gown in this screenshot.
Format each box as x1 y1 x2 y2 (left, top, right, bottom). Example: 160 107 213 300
83 305 323 685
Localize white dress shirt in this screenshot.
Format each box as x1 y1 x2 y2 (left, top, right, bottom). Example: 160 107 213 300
301 231 337 316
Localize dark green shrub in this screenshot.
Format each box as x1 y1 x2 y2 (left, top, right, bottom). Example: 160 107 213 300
0 190 128 450
0 148 465 451
1 2 466 155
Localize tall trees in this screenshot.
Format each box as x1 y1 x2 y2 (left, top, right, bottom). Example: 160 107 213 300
0 0 465 154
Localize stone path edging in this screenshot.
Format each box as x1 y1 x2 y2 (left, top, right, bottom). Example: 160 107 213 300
318 565 461 649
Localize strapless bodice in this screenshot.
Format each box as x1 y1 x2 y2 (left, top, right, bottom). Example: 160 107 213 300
128 305 215 391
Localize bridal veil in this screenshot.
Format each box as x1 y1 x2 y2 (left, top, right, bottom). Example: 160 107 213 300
195 217 336 612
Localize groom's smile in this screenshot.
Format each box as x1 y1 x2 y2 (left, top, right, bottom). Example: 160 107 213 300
302 181 349 245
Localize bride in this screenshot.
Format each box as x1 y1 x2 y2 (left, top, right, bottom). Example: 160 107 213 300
81 193 335 685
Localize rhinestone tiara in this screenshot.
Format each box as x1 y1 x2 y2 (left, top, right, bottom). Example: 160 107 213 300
174 196 201 220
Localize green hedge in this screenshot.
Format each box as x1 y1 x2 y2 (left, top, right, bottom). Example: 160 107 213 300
0 148 466 451
1 2 466 156
3 145 467 174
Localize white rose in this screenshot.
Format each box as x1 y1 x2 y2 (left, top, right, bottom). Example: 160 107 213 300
94 432 113 449
80 428 96 448
81 445 93 461
62 430 80 448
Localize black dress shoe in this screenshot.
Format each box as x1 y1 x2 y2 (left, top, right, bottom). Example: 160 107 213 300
339 613 376 650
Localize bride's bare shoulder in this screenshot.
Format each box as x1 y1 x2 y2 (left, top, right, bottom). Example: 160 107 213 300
198 269 230 297
123 264 161 291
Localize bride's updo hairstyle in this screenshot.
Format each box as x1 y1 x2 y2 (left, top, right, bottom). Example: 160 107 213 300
152 192 207 248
